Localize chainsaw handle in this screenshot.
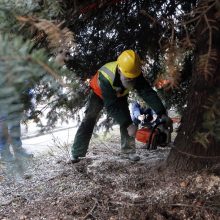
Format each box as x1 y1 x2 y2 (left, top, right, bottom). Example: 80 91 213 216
147 120 166 149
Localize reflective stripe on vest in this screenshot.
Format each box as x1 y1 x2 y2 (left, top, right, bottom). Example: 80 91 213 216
90 62 129 98
99 66 115 83
99 62 129 97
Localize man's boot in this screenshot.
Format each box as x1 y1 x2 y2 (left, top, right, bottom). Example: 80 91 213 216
71 156 80 163
13 147 34 159
121 153 140 162
128 153 140 161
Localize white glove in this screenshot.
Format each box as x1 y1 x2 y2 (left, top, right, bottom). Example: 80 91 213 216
127 124 138 137
137 114 145 121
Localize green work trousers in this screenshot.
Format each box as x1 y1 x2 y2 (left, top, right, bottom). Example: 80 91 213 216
71 91 135 158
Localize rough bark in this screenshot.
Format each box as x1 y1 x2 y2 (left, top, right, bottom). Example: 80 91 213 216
167 0 220 170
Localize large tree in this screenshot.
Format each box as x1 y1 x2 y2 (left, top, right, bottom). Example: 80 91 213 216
167 0 220 170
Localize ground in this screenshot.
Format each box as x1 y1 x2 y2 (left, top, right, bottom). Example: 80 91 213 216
0 130 220 220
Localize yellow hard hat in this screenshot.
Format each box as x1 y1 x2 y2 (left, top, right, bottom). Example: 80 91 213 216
117 50 141 78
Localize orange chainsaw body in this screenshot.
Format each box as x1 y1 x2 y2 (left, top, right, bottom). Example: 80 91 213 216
135 127 157 144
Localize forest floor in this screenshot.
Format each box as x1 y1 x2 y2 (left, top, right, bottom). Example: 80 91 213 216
0 130 220 220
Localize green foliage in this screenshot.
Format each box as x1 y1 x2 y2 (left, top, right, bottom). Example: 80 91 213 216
0 34 43 114
202 90 220 140
194 132 210 149
194 89 220 147
0 0 63 45
0 32 86 128
0 0 89 128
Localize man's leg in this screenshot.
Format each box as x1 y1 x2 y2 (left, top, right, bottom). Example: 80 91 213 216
119 97 140 161
120 126 140 161
71 92 103 162
120 124 136 154
0 115 14 162
9 114 33 159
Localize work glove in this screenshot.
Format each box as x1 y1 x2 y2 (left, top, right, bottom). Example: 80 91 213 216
161 114 173 132
145 114 153 122
127 124 138 137
137 114 145 121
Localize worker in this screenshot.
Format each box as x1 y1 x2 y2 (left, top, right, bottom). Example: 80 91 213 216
0 88 34 162
0 111 34 162
71 49 172 163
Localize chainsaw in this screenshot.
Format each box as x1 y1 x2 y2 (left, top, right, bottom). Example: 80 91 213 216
135 119 172 150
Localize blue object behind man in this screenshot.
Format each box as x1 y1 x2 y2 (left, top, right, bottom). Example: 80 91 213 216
130 101 154 127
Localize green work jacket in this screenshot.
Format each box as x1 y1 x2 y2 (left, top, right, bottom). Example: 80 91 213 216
98 61 166 126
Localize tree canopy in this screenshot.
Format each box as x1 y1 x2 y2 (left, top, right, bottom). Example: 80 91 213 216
0 0 219 170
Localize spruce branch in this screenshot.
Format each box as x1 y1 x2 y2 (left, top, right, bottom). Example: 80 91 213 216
193 90 220 147
194 132 211 149
197 49 218 79
152 0 219 89
16 16 76 53
31 58 68 87
0 54 69 87
201 14 214 79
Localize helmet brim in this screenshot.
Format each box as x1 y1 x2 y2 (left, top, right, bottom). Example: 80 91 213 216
118 65 141 79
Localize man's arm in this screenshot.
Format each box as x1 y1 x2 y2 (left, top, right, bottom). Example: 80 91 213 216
134 75 167 116
134 75 173 131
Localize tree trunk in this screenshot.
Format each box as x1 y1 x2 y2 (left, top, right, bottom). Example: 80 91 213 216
167 1 220 170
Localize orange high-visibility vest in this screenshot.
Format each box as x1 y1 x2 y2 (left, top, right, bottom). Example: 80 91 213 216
89 62 129 99
90 71 102 98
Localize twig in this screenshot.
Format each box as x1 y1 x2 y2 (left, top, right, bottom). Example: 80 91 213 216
33 90 72 118
81 198 98 219
0 199 13 206
203 14 213 79
33 58 68 87
170 203 202 208
139 10 160 26
0 55 70 87
170 202 220 212
172 147 220 160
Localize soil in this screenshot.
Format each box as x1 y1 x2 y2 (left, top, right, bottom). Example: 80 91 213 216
0 132 220 220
